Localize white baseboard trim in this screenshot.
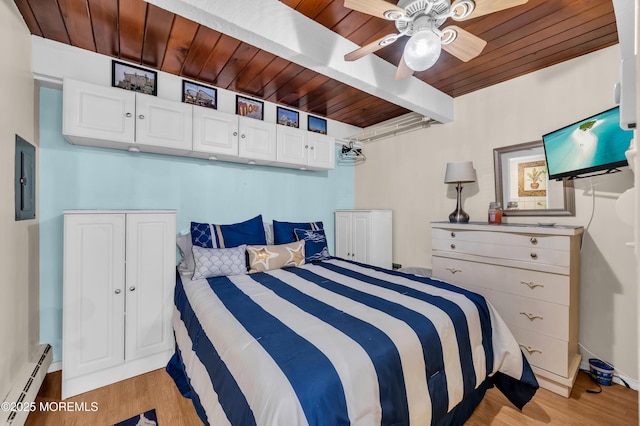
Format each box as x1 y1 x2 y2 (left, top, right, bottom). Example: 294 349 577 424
579 360 639 390
48 361 62 373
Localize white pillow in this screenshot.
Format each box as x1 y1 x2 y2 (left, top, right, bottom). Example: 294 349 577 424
176 233 195 273
192 245 248 280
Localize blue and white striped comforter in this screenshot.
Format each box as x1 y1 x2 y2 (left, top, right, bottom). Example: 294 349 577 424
170 258 538 425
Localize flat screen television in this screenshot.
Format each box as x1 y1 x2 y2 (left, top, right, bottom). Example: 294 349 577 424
542 106 633 180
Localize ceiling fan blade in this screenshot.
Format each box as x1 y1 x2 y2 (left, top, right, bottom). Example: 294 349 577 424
345 34 399 61
452 0 528 21
344 0 405 20
395 56 413 80
441 25 487 62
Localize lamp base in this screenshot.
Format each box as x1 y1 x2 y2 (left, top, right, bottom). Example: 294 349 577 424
449 183 470 223
449 208 470 223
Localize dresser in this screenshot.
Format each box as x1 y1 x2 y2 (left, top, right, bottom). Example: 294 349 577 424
431 222 583 397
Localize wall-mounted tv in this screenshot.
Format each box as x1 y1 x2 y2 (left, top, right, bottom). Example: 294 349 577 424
542 106 633 180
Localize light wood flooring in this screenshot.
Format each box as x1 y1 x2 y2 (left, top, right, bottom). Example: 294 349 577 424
26 369 638 425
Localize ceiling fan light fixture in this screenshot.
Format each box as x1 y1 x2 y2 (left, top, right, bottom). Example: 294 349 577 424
403 30 442 71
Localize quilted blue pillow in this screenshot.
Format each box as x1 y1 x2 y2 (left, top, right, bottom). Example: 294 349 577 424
191 215 266 248
273 220 323 245
294 228 331 263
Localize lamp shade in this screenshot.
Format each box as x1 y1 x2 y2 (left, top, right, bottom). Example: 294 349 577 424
444 161 477 183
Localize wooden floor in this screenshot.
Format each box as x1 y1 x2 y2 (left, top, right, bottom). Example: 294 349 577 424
26 369 638 425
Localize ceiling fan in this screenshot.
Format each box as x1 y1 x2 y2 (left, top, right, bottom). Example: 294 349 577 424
343 0 529 79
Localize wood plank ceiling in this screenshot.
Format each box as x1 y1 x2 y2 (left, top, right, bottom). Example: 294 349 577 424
14 0 618 128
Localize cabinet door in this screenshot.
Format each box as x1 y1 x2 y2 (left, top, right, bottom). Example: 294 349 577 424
63 214 126 379
308 133 335 169
125 213 176 362
192 107 239 156
335 212 352 260
135 94 193 151
238 116 277 161
63 78 135 143
276 126 307 166
351 212 371 264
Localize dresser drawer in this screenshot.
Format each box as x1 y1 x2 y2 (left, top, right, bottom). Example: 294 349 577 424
488 291 569 340
432 256 570 306
432 238 569 267
510 326 569 377
432 228 570 251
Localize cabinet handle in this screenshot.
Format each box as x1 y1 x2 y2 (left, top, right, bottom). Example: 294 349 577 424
520 312 543 321
125 112 132 118
530 237 538 245
520 281 544 290
346 252 350 257
351 253 355 258
530 252 537 259
241 134 246 138
233 131 238 136
305 145 309 149
138 114 144 119
129 286 136 292
450 232 456 238
114 289 121 294
310 146 314 150
519 344 542 355
446 267 461 274
450 243 456 249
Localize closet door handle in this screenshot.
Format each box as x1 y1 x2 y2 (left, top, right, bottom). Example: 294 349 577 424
233 131 238 136
241 134 246 139
129 286 136 292
530 237 538 245
520 281 544 289
125 112 132 118
138 114 145 120
450 243 456 249
530 252 538 259
114 289 121 295
520 312 543 321
450 232 456 238
519 344 542 355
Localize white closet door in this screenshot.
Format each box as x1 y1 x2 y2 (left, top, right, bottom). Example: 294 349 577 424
135 93 193 151
124 213 176 362
63 214 126 379
335 211 352 260
192 107 239 156
351 212 371 264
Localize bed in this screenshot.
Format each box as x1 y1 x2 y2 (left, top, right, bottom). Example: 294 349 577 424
167 255 538 425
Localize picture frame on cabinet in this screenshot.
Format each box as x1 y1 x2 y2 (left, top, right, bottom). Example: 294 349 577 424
182 80 217 109
236 95 264 120
276 106 299 128
111 60 157 96
308 115 327 134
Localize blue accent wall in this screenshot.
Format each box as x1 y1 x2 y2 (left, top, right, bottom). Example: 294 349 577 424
39 87 354 362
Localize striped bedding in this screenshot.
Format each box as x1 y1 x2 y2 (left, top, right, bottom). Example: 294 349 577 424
167 258 538 425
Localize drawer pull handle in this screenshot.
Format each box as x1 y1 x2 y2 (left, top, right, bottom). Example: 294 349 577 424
520 312 543 321
450 232 456 238
530 237 538 245
446 267 461 274
520 281 544 289
519 344 542 355
450 243 456 249
530 252 538 259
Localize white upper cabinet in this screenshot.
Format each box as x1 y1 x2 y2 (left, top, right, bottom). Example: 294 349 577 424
63 78 135 144
63 77 192 155
62 78 334 170
192 107 239 158
276 126 335 170
238 116 277 163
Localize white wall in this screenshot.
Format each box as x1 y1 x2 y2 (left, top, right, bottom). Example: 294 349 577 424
0 0 38 401
355 45 638 381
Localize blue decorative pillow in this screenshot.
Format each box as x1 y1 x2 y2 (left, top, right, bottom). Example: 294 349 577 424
273 220 323 245
191 215 266 248
294 228 331 263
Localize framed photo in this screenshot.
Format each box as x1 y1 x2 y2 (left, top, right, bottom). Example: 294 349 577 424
517 160 547 197
182 80 217 109
111 60 157 96
276 106 299 128
236 95 264 120
308 115 327 134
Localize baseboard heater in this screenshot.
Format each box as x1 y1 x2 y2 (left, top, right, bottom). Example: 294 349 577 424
2 344 52 426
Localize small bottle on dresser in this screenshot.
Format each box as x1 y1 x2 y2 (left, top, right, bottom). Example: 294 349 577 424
488 201 502 224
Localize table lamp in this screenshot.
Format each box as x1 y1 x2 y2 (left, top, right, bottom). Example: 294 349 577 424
444 161 477 223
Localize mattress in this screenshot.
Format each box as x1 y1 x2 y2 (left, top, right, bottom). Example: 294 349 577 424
167 258 538 425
